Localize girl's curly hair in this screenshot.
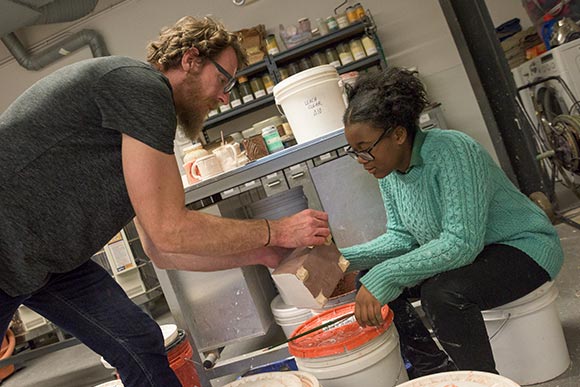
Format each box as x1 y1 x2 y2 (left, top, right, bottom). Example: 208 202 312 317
343 67 428 134
146 16 247 71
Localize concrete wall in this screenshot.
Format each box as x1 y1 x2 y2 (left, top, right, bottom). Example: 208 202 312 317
0 0 532 159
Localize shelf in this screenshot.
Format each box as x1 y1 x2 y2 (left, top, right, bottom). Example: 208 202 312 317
237 59 268 78
337 53 381 74
273 21 367 64
203 94 275 130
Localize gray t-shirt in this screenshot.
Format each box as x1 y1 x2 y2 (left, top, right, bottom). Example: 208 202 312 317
0 56 176 296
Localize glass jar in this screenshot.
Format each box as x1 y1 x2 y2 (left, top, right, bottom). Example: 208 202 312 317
262 125 284 153
349 39 366 60
237 76 254 103
336 13 349 29
346 6 358 23
325 48 341 68
265 34 280 55
354 3 366 20
250 77 266 98
298 18 311 35
325 16 339 32
361 35 378 56
298 57 312 71
262 73 274 94
311 52 328 67
229 86 242 108
288 62 301 76
278 67 290 80
317 17 329 35
219 103 231 113
336 43 354 66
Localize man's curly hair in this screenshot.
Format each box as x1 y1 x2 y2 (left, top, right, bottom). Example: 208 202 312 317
146 16 247 71
343 67 428 134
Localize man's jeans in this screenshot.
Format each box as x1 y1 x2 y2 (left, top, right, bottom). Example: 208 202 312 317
0 260 181 387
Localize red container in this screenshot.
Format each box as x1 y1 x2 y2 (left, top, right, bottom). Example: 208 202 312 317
166 330 200 387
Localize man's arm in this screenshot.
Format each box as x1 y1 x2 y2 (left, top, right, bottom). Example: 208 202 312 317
122 134 329 269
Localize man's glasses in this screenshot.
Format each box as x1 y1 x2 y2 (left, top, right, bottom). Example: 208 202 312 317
346 128 389 161
208 58 236 94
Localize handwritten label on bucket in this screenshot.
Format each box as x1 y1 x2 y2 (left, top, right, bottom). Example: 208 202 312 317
322 314 356 331
305 97 323 117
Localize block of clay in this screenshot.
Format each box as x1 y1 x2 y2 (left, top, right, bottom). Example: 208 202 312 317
271 243 350 308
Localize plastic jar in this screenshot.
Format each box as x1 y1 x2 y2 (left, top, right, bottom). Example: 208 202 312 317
262 73 274 94
250 77 267 98
265 34 280 55
229 86 242 108
326 16 339 32
238 76 254 103
262 125 284 153
254 115 285 137
362 35 378 56
349 39 366 60
325 48 341 68
337 43 354 65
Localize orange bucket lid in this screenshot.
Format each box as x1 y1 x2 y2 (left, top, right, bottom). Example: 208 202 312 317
288 302 394 358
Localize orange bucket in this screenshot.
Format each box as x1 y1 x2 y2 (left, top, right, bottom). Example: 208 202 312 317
166 330 200 387
0 329 15 381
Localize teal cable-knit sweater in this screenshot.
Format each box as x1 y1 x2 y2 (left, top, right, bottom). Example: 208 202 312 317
340 129 563 305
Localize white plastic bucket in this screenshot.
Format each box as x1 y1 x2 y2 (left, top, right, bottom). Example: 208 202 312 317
273 65 347 144
94 381 124 387
289 303 408 387
223 371 320 386
396 370 520 387
270 295 313 339
482 281 570 385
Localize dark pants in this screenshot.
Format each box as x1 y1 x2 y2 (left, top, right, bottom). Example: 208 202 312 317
0 260 182 387
383 244 550 378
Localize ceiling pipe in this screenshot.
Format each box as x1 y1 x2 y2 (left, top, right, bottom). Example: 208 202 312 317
0 0 109 71
1 29 109 71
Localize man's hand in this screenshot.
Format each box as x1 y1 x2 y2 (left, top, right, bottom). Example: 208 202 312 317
271 209 330 248
355 285 384 327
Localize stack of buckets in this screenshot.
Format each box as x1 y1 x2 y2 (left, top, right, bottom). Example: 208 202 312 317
288 303 408 387
96 324 200 387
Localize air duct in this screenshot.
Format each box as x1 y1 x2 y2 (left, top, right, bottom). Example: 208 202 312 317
0 0 109 71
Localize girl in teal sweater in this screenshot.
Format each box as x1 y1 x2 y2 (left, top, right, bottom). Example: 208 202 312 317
340 67 563 377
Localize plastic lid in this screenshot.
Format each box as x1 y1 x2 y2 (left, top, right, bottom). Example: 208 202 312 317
223 372 303 387
160 324 179 347
395 371 520 387
253 116 283 132
288 302 393 358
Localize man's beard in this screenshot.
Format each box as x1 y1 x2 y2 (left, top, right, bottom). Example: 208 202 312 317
177 108 204 140
176 71 215 141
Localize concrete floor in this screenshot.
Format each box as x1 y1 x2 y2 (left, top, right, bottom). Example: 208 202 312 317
3 219 580 387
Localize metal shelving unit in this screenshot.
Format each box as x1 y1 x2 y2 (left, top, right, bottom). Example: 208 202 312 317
201 16 386 142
